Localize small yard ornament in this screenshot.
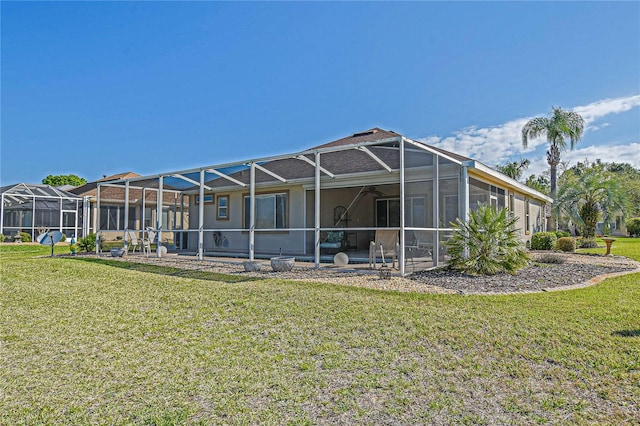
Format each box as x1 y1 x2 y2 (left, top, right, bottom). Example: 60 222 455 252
69 234 77 255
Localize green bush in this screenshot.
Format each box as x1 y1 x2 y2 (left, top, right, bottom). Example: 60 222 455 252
580 238 599 249
77 233 100 252
555 237 576 252
555 230 571 238
0 234 5 243
530 232 557 250
535 253 566 264
627 217 640 237
446 204 529 275
18 232 32 243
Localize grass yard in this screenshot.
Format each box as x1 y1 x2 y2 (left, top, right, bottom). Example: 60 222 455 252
1 244 639 424
578 236 640 261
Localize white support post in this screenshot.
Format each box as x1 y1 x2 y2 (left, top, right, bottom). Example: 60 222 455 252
124 180 130 252
249 163 256 261
31 195 36 241
74 199 79 240
314 151 321 268
0 194 4 237
156 176 163 258
82 196 89 237
399 138 406 276
96 184 101 254
461 162 470 259
59 198 63 235
142 189 146 232
433 155 440 267
198 169 205 260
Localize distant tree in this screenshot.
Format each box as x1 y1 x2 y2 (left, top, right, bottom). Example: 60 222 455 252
522 107 584 229
524 174 550 195
495 158 530 180
42 174 87 187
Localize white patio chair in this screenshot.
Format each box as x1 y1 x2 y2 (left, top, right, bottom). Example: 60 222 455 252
126 230 140 254
369 229 399 269
142 228 156 257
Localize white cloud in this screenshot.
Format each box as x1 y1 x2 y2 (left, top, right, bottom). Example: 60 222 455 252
572 95 640 124
418 94 640 173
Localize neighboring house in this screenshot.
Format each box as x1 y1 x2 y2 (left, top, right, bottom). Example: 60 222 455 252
1 183 85 240
98 128 552 274
70 172 187 244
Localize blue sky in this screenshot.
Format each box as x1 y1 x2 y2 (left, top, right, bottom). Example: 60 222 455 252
2 1 639 184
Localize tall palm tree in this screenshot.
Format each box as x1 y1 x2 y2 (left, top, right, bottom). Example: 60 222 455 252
522 107 584 229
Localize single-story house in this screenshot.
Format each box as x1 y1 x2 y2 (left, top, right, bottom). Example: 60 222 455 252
1 183 85 240
70 172 187 245
98 128 552 275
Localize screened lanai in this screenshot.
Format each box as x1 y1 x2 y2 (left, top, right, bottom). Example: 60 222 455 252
1 183 85 240
98 128 552 276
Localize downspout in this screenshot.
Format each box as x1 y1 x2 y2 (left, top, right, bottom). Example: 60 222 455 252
399 137 406 276
198 169 205 260
249 162 256 261
314 151 321 268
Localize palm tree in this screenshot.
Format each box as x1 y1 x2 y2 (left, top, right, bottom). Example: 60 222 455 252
521 107 584 228
555 171 627 240
495 158 530 180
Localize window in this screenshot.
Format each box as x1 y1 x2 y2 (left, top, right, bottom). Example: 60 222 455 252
217 195 229 220
244 192 287 229
376 198 400 227
405 197 426 227
195 194 214 204
99 205 136 230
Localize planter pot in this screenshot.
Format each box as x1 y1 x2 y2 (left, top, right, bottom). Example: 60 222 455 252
110 248 125 257
243 261 261 272
270 256 295 272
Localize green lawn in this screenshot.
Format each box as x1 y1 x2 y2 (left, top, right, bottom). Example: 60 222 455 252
578 236 640 261
1 244 639 424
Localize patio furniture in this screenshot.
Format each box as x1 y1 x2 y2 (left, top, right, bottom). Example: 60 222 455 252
142 228 156 257
319 231 346 253
405 230 433 270
126 230 140 254
369 229 399 269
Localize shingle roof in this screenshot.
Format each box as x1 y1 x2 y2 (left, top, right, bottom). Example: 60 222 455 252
312 127 401 149
70 172 176 203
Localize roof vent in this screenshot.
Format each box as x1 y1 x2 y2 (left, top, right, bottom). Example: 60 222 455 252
352 129 378 137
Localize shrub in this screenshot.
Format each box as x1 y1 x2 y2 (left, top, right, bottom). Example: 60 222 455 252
535 253 566 264
579 238 598 248
18 232 32 243
531 232 557 250
627 217 640 237
0 234 5 243
446 204 529 275
555 237 576 252
555 230 571 238
77 233 100 252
